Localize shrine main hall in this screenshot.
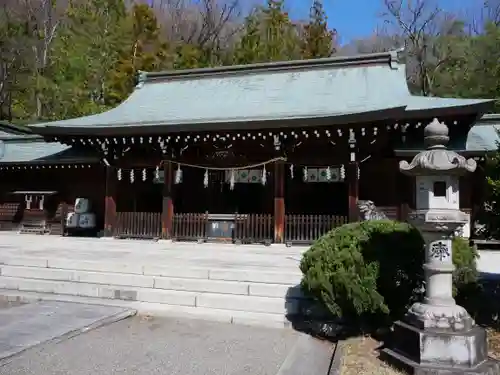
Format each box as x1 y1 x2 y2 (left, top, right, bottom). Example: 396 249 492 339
0 51 497 244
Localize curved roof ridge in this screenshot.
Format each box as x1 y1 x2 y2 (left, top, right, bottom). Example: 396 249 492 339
138 50 403 85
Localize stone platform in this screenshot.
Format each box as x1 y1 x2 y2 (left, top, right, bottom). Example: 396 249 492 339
0 234 309 328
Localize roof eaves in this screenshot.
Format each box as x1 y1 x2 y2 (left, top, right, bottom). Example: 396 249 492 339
0 135 44 141
0 121 34 135
475 113 500 125
30 106 409 135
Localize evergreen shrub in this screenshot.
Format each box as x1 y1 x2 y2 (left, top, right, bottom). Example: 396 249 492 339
300 220 479 326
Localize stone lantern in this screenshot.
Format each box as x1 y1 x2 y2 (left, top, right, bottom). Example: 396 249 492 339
383 118 498 374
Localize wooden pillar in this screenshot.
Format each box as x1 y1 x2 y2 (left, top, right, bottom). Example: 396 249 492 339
161 161 174 239
60 201 68 236
397 170 411 222
274 161 285 244
104 166 117 236
347 162 359 222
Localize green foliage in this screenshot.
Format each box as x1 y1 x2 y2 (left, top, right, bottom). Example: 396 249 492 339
300 0 335 59
300 220 479 326
2 0 497 123
233 0 300 64
107 3 171 105
433 22 500 109
300 220 425 324
477 136 500 238
233 12 264 64
452 237 479 292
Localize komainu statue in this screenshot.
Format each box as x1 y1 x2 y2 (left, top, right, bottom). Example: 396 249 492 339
357 200 388 221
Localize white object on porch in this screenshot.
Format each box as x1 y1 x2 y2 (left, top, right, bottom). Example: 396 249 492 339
74 198 90 214
66 212 79 228
78 213 96 229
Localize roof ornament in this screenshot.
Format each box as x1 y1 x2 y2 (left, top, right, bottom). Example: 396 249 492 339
389 47 405 69
135 70 148 89
399 118 476 176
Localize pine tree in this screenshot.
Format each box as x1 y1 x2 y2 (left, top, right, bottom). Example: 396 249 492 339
301 0 335 59
233 12 263 64
261 0 300 61
107 3 171 105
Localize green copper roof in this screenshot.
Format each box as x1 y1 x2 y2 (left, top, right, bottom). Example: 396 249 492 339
0 138 98 165
0 121 35 139
31 51 494 133
0 139 68 163
466 113 500 152
395 114 500 156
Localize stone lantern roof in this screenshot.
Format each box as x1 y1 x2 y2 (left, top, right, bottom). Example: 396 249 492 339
399 118 477 176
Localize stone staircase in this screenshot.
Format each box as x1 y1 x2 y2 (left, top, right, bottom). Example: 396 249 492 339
0 235 309 328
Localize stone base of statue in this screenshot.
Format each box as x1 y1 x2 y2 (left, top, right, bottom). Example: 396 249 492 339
382 306 499 375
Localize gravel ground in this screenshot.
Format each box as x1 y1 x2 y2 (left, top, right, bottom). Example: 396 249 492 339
0 315 299 375
340 337 402 375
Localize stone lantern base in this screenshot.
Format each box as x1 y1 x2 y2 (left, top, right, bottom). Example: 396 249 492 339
382 319 499 375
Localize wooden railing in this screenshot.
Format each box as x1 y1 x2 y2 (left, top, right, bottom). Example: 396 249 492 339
172 213 208 241
112 212 346 244
377 206 400 221
285 214 347 244
234 214 273 244
0 203 21 231
48 203 74 235
171 213 273 244
113 212 161 239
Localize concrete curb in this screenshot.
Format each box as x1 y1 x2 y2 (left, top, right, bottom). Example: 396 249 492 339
0 305 136 366
329 340 344 375
275 333 335 375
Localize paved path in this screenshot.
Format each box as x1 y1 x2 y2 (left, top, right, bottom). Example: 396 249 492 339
0 233 306 271
0 315 334 375
0 301 135 364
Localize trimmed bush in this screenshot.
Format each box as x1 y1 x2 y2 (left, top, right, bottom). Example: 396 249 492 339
452 237 479 293
300 220 479 326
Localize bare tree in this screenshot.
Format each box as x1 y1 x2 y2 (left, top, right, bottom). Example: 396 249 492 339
21 0 66 119
152 0 248 52
382 0 464 96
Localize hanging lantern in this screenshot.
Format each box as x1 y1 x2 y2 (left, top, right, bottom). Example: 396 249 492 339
261 165 267 185
303 166 308 182
229 169 235 190
155 166 160 180
117 168 122 181
340 165 345 180
175 164 182 184
326 166 332 181
142 168 146 181
130 169 134 183
203 169 209 188
289 164 294 179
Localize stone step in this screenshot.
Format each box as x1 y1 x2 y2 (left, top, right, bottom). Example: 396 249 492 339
0 253 303 270
0 289 291 328
0 276 301 316
0 265 304 298
0 257 303 284
0 234 308 255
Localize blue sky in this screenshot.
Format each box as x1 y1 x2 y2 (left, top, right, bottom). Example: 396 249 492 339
284 0 471 45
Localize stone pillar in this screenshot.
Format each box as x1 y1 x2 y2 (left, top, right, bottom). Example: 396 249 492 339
383 118 498 374
103 165 117 237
